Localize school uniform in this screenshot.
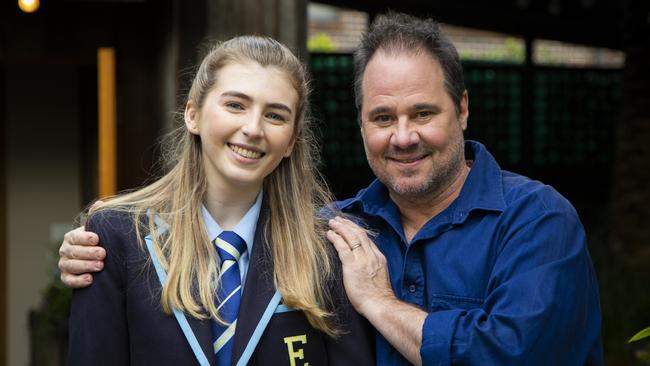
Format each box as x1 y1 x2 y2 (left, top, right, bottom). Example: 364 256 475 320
68 204 375 365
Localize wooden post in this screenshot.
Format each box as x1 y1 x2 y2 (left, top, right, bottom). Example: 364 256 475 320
97 47 117 197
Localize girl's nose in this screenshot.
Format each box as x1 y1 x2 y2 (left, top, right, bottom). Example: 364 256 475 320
241 113 264 138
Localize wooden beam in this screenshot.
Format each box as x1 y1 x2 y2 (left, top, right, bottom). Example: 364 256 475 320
97 48 116 197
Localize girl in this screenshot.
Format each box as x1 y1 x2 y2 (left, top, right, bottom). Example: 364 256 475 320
68 36 374 365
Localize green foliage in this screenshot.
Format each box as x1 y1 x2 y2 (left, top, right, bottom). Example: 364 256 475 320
307 32 336 52
30 239 73 365
503 38 525 63
32 282 72 341
630 327 650 343
458 37 524 63
629 326 650 364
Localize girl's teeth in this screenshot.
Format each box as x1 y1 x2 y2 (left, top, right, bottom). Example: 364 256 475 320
230 145 262 159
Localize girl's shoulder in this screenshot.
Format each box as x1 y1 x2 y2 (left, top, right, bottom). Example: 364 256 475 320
85 209 145 254
87 209 134 228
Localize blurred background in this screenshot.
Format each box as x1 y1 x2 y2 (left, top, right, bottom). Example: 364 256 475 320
1 0 649 365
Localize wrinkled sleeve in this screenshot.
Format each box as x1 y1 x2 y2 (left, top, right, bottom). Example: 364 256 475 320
420 205 602 365
67 212 130 365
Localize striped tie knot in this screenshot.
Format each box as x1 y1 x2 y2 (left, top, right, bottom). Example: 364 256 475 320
215 231 247 263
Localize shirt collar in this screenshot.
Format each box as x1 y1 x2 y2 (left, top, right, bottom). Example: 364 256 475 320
201 189 263 253
455 140 506 215
340 140 505 222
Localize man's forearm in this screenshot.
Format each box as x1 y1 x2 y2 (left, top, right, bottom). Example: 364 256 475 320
359 293 427 365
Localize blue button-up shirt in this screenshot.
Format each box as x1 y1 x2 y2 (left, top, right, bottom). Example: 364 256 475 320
336 141 603 365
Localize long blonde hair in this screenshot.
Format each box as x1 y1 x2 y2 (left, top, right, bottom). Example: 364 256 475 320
90 36 338 335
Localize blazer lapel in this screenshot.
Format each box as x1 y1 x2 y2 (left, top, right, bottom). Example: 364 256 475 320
231 209 276 364
143 230 216 366
187 316 216 366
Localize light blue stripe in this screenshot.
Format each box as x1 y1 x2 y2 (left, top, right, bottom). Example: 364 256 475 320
235 291 282 366
145 234 211 366
274 304 298 314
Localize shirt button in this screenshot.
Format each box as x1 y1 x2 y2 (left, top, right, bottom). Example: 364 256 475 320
408 284 416 293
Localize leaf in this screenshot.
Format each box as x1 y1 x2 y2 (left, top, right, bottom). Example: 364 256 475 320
629 327 650 343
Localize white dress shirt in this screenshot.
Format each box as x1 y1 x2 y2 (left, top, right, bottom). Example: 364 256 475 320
201 189 263 289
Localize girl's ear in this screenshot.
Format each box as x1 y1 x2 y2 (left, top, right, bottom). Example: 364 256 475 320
184 101 200 135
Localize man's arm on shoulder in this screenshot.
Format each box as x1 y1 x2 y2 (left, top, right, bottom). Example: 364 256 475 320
327 216 426 365
59 226 106 288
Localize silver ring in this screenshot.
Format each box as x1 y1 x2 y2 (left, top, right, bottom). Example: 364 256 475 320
350 242 362 250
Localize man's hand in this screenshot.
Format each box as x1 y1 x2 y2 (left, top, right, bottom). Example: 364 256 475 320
58 226 106 288
327 216 426 366
326 216 394 313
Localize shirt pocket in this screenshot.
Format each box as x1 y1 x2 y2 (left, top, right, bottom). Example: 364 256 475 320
429 293 484 312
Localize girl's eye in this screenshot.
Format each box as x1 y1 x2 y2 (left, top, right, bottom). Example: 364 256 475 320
225 102 244 110
267 112 287 122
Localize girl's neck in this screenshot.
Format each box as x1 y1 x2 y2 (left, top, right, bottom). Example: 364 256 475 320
204 180 261 230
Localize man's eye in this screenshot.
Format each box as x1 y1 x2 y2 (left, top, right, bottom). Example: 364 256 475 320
415 111 433 119
374 115 393 123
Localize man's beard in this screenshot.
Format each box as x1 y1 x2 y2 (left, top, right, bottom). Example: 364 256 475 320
374 136 466 200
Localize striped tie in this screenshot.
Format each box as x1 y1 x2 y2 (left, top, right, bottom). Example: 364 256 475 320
212 231 247 366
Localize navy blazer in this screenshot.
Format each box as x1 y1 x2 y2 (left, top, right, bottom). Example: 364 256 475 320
68 209 375 365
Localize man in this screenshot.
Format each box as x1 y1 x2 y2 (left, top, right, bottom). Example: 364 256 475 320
59 12 603 365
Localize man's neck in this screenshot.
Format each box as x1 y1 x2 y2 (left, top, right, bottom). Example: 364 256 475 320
391 164 470 242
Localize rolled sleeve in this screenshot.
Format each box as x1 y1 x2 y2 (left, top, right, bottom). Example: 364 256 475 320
420 309 464 365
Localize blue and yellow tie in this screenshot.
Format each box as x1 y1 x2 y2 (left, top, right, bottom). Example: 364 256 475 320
212 231 247 366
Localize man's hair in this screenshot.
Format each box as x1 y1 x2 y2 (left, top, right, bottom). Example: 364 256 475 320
353 12 466 115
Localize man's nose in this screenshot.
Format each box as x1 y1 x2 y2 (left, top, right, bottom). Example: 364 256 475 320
390 118 419 149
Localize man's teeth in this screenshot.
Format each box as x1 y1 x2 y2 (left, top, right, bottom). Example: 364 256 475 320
230 144 263 159
396 157 420 163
